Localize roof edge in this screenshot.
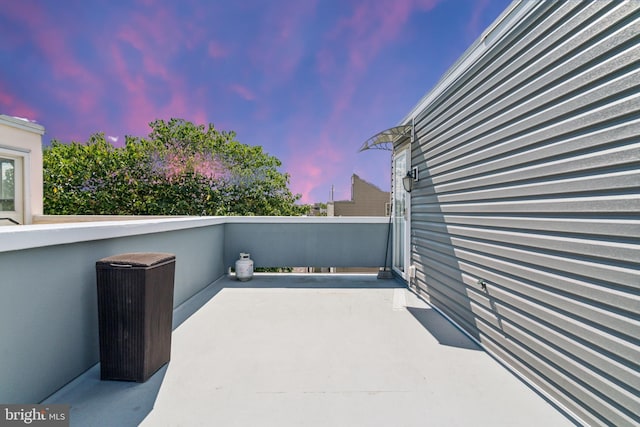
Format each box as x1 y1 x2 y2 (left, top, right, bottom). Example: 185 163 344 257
0 114 45 135
398 0 540 125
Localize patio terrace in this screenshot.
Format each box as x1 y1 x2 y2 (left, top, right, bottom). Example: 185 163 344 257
45 274 572 426
1 217 575 426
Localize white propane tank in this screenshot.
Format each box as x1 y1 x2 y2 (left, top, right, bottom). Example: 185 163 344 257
235 253 254 281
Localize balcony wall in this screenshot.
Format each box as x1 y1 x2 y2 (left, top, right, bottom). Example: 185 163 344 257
0 216 388 404
223 216 389 269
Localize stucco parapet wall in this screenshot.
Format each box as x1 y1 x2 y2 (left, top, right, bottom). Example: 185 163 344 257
0 216 388 253
0 217 226 252
222 216 387 224
0 114 45 135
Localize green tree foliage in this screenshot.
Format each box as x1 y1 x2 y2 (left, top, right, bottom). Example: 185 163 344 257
44 119 308 216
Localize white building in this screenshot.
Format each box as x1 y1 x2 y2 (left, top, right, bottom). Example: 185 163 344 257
0 114 44 225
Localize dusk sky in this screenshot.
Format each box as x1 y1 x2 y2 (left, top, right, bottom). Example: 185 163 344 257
1 0 512 204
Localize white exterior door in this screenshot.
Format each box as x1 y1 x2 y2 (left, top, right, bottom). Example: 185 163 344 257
392 148 410 277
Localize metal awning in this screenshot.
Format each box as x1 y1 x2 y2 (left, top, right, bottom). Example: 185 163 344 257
358 124 411 152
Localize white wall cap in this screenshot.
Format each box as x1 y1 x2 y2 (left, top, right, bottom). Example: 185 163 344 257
0 114 45 135
0 216 388 252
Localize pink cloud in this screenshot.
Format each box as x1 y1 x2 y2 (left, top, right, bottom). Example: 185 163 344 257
230 84 256 101
0 91 12 106
44 35 95 85
315 49 336 76
109 44 141 93
3 3 99 85
115 19 177 81
0 84 39 120
193 110 209 127
98 25 214 141
327 1 418 70
207 40 228 59
281 111 352 203
287 155 326 204
318 0 441 116
467 0 491 37
248 1 318 90
1 1 107 134
106 41 164 133
95 7 214 137
127 8 183 53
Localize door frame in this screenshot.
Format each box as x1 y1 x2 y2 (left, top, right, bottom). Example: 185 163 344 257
0 147 26 225
392 145 411 279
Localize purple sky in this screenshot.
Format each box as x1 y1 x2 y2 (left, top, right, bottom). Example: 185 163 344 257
1 0 512 204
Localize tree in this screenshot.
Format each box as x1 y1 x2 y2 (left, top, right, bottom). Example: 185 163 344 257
43 119 308 216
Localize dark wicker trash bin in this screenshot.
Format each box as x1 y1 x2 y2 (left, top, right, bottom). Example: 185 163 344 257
96 252 175 382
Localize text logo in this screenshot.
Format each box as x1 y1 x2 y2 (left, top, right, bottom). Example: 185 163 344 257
0 405 69 427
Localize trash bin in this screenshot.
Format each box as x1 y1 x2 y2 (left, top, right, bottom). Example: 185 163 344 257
96 252 176 382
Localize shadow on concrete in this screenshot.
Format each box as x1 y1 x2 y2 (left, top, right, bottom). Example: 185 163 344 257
43 364 167 427
405 306 481 350
42 275 229 427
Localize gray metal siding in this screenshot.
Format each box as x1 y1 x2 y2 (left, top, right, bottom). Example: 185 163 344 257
406 1 639 426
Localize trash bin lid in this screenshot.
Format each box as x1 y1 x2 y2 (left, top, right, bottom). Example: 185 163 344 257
97 252 175 267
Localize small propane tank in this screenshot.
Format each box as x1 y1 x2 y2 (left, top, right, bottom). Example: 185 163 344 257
235 253 254 281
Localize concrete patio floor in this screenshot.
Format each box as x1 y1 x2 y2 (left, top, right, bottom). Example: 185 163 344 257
45 274 575 426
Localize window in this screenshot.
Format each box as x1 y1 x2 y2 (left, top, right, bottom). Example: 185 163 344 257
0 154 23 225
1 158 15 210
0 115 43 225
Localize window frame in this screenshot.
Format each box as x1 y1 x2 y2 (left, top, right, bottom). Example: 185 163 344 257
0 146 28 225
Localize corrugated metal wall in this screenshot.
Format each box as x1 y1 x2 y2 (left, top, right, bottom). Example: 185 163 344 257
405 2 639 426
